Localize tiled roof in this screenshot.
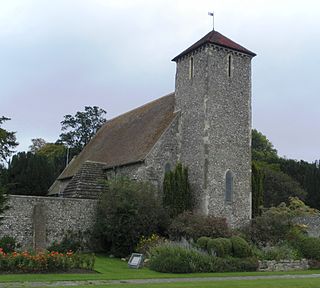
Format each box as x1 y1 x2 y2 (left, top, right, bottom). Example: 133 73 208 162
57 93 176 180
172 30 256 61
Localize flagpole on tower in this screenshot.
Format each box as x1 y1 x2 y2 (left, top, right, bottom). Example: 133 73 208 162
208 11 214 30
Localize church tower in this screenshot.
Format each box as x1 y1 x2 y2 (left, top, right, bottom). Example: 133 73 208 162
173 29 256 227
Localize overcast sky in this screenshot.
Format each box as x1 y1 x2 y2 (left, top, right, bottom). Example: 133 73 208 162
1 0 319 162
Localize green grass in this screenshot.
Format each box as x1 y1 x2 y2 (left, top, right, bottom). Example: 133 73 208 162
0 255 319 284
54 278 320 288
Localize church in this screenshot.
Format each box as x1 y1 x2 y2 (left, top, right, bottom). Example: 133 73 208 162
49 28 256 227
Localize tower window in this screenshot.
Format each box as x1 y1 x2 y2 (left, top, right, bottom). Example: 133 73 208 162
189 57 194 79
228 54 232 78
225 170 233 203
164 163 171 173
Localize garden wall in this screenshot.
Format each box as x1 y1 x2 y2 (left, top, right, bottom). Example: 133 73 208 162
294 215 320 237
258 259 309 272
0 195 97 250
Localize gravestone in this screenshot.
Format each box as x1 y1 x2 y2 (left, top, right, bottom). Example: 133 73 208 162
33 204 47 252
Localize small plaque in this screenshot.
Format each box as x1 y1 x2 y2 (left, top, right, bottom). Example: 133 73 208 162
128 253 144 269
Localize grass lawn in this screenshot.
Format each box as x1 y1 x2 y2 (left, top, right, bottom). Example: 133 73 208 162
53 278 320 288
0 255 319 286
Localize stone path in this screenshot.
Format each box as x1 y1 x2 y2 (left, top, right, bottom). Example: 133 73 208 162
1 274 320 287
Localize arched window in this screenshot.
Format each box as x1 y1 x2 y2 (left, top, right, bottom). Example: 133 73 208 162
189 56 194 79
225 170 233 203
164 163 171 173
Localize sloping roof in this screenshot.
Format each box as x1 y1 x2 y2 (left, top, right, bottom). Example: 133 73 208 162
62 160 107 199
172 30 256 61
57 92 176 180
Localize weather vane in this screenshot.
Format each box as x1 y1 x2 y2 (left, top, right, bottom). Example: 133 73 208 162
208 11 214 30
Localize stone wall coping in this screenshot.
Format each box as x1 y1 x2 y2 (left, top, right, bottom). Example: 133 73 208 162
8 195 98 203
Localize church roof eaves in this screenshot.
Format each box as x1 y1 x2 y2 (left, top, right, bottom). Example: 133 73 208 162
172 29 256 61
56 92 176 181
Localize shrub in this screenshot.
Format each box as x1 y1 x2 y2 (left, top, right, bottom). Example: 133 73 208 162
0 236 19 253
231 236 252 258
217 238 232 256
136 234 166 255
297 237 320 260
168 211 231 241
148 242 258 273
207 239 224 257
163 163 193 218
149 243 212 273
47 230 86 253
196 237 211 250
259 243 301 261
94 178 169 257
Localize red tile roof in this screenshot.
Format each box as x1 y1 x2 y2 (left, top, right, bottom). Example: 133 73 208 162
172 30 256 61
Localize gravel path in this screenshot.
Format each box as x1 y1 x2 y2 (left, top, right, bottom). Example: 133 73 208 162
1 274 320 287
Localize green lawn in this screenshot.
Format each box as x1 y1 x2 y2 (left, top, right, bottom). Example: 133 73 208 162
0 255 319 285
53 278 320 288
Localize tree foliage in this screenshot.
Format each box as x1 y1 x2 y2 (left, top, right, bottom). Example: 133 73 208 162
0 117 18 164
252 129 278 162
58 106 106 156
251 161 264 218
163 163 193 218
94 177 168 257
6 152 55 196
29 138 47 154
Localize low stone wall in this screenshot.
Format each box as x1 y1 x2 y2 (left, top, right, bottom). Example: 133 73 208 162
294 215 320 238
0 195 97 250
258 259 309 272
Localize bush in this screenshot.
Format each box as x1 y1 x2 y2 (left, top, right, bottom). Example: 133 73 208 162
207 239 224 257
148 242 258 273
297 237 320 260
217 238 232 256
47 230 86 253
259 243 301 261
136 234 166 255
94 178 169 257
149 243 212 273
231 236 252 258
168 211 231 241
0 236 19 253
196 237 211 250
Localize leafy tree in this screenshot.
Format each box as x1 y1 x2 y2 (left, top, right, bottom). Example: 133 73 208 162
252 129 278 162
263 167 306 207
37 143 67 178
6 152 54 196
163 163 193 218
0 117 18 164
29 138 47 154
94 177 168 257
58 106 106 156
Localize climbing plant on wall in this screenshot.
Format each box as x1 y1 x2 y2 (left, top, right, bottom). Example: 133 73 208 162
252 161 264 218
163 163 193 218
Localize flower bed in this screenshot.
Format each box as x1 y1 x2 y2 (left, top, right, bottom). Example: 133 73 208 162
0 248 95 273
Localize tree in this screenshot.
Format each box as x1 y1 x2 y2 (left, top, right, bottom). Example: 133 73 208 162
94 178 168 257
163 163 193 218
58 106 106 156
263 167 306 207
252 161 264 218
29 138 47 154
6 152 55 196
0 117 18 164
252 129 278 162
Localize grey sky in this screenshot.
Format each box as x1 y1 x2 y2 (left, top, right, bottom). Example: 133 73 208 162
1 0 319 162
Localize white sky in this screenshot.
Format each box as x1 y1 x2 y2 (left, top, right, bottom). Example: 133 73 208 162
1 0 320 162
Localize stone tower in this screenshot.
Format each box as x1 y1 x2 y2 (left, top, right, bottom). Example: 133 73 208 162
173 30 256 227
